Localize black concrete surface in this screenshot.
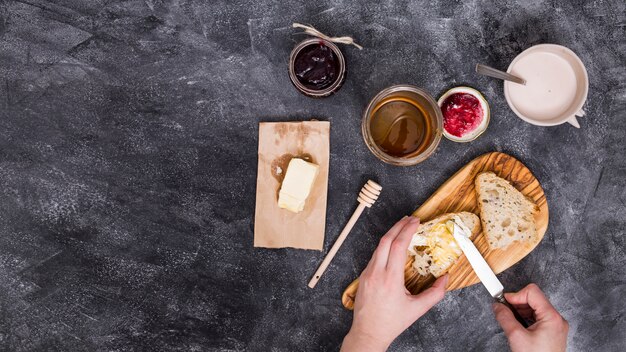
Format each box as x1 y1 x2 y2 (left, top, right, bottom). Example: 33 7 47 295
0 0 624 351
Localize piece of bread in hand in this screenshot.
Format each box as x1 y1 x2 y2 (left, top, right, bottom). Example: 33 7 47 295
407 212 481 277
475 172 539 250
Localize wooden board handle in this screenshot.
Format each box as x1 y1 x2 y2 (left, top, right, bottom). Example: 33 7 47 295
341 258 437 310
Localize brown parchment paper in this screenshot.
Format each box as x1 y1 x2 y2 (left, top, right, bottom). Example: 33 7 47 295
254 121 330 250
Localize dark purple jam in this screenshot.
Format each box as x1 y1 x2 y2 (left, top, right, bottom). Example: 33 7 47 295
293 42 340 90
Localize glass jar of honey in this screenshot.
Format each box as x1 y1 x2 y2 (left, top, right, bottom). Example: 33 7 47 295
362 85 443 166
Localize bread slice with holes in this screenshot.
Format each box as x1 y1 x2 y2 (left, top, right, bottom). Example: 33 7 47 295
476 172 539 250
407 212 481 278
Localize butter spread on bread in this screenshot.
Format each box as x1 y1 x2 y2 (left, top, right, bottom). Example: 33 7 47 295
475 172 539 249
407 212 480 277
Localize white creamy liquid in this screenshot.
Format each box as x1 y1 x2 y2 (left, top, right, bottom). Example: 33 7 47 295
508 52 577 121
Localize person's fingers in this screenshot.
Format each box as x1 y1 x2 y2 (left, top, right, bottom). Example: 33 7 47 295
514 306 535 320
509 302 531 310
360 256 375 277
505 283 559 321
386 217 420 276
429 274 448 290
493 303 528 339
408 275 448 317
507 302 532 317
370 216 411 271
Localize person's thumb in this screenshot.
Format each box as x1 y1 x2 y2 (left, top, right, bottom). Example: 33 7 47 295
493 303 527 340
409 275 447 318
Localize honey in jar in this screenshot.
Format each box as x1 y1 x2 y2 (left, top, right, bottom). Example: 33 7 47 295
369 96 435 158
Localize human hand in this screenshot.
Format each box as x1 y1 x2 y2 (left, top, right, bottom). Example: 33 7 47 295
341 216 448 352
493 283 569 352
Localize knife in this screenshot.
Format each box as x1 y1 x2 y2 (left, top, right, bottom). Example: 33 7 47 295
451 221 531 328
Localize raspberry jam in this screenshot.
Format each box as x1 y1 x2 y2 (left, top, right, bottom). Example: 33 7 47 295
441 93 484 138
293 42 340 90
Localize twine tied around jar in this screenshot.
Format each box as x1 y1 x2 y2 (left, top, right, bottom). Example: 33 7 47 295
292 23 363 50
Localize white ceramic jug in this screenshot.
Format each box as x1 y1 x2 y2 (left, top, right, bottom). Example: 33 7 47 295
504 44 588 128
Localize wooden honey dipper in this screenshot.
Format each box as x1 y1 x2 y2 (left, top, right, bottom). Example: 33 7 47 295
308 180 382 288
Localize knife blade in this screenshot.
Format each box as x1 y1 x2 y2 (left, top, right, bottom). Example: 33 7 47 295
451 221 530 328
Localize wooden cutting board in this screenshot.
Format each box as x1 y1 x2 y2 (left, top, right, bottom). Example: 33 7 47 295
341 152 548 309
254 121 330 251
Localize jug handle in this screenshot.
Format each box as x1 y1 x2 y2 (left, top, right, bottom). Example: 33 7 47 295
567 109 585 128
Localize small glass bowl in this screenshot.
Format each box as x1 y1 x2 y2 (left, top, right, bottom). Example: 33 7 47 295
438 86 490 143
288 38 346 98
361 85 443 166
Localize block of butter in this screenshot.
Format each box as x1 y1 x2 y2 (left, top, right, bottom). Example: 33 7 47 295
278 158 319 213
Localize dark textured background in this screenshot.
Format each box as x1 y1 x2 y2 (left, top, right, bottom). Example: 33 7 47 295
0 0 624 351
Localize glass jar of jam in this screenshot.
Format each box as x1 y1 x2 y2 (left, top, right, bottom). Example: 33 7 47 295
437 86 490 143
289 38 346 98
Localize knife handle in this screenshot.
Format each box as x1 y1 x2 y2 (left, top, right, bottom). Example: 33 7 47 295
495 293 531 328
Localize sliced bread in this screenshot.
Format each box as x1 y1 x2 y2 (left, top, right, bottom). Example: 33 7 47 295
408 212 481 277
475 172 539 250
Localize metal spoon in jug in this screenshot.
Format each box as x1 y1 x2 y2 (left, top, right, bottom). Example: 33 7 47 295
476 64 526 85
